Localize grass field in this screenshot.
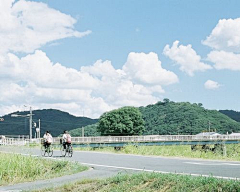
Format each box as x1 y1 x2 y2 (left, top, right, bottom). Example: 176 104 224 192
0 152 88 186
34 172 240 192
1 144 239 191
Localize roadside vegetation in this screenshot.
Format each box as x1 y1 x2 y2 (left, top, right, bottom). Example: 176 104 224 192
34 172 240 192
76 143 240 161
0 152 88 186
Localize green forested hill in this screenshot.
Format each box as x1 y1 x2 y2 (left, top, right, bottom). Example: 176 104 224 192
0 109 98 137
69 100 240 136
139 99 240 135
3 101 239 137
219 110 240 122
69 124 100 137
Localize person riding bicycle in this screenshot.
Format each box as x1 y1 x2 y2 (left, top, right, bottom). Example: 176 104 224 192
43 131 53 150
62 130 71 150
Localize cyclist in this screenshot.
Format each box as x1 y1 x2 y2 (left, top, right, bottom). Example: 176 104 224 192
43 131 53 150
62 130 71 150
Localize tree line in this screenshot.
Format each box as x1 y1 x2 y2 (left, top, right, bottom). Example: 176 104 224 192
69 99 240 136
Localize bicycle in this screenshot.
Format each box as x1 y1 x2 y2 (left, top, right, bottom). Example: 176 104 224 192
41 143 53 157
60 143 73 157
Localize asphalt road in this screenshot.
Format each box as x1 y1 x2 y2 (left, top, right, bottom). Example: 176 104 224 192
0 146 240 191
71 150 240 179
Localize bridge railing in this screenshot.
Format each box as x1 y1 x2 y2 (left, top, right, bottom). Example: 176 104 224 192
0 137 29 146
1 135 240 146
1 135 29 139
54 134 240 144
0 135 41 146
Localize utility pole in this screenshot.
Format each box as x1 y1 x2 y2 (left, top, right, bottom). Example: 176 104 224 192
208 121 211 132
36 119 41 139
11 106 34 142
29 107 32 141
39 119 41 138
82 110 84 137
82 127 84 137
35 119 41 142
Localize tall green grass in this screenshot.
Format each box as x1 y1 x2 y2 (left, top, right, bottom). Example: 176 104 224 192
34 172 240 192
76 143 240 161
0 152 88 186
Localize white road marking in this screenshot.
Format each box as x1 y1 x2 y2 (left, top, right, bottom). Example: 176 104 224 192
0 151 38 157
80 162 240 180
185 162 240 166
0 150 62 161
80 162 169 173
223 163 240 166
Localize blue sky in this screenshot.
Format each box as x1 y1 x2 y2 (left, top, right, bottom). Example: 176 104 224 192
0 0 240 118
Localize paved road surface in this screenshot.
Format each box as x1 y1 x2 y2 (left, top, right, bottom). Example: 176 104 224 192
0 146 240 191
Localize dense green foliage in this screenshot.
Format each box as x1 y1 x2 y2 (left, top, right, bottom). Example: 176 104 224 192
69 124 100 137
61 101 240 137
139 100 240 135
2 101 240 137
97 107 145 136
0 153 87 185
219 110 240 122
38 172 240 192
0 109 98 137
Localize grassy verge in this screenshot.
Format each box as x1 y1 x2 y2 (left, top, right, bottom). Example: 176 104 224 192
27 142 240 161
0 152 88 186
33 172 240 192
75 143 240 161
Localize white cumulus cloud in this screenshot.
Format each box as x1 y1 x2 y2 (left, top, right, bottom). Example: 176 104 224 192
202 18 240 53
123 52 178 85
163 41 212 76
0 0 179 118
207 50 240 71
0 51 178 118
204 80 221 90
0 0 91 54
0 50 100 89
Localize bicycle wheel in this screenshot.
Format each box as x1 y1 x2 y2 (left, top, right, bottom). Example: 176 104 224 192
67 145 73 157
41 145 46 156
48 145 53 157
60 145 66 157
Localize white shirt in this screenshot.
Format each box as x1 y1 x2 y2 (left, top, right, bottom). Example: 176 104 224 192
43 133 53 143
62 133 67 142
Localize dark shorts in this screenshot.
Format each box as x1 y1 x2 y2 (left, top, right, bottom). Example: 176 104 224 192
44 142 51 148
63 142 71 149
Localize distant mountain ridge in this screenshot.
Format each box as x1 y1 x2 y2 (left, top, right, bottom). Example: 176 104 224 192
219 110 240 122
139 100 240 135
1 103 240 137
0 109 98 137
69 100 240 136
